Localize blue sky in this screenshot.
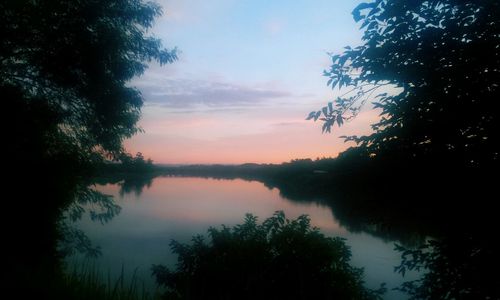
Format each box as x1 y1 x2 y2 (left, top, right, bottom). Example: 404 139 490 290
127 0 378 164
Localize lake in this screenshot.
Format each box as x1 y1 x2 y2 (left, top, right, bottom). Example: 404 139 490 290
67 176 419 299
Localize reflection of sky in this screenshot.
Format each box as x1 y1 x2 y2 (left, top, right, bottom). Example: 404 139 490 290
95 177 346 240
74 177 416 299
125 0 382 164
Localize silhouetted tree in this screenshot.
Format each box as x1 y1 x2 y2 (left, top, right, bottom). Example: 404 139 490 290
306 2 500 297
119 152 154 171
2 0 177 165
309 0 499 167
152 211 385 300
1 0 175 296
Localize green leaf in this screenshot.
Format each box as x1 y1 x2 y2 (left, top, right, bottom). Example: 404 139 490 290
336 115 344 126
322 106 328 116
352 2 376 22
314 111 321 121
306 111 316 120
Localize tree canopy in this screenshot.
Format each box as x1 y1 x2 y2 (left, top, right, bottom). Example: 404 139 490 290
2 1 176 295
309 0 499 167
1 0 177 165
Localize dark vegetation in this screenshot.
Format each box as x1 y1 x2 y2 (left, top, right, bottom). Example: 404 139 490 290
310 0 498 169
152 212 386 300
95 152 158 196
42 263 156 300
308 1 500 297
394 236 500 300
102 152 157 174
2 0 175 297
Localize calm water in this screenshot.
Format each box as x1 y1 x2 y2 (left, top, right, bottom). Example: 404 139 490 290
68 176 418 299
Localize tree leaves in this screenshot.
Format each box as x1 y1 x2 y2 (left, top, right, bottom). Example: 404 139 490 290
352 1 378 22
337 114 345 126
1 0 177 162
309 0 499 166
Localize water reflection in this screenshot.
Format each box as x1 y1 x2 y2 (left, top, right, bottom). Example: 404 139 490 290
94 174 155 197
68 176 419 299
59 186 122 259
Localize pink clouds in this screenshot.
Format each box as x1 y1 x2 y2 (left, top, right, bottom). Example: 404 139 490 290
125 105 380 164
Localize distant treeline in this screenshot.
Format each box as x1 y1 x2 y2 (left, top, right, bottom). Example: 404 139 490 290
94 145 496 243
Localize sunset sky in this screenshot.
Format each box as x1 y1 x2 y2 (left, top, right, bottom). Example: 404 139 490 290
125 0 379 164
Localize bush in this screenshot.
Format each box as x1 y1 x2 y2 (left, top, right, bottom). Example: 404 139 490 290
152 211 384 300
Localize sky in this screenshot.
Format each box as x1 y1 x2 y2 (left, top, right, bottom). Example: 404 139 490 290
125 0 379 164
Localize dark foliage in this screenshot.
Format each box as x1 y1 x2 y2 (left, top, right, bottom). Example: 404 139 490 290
93 152 157 195
119 152 155 171
395 235 500 299
1 0 174 296
2 0 177 164
309 0 499 168
152 211 385 300
306 1 500 296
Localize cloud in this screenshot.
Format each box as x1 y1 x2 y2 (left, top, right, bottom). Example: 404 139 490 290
136 78 291 109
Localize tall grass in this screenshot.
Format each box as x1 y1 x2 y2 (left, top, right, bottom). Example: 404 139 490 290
55 261 160 300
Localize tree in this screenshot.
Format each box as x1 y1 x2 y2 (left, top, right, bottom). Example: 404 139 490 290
1 1 176 295
309 0 499 167
306 2 500 297
152 211 385 300
1 0 177 166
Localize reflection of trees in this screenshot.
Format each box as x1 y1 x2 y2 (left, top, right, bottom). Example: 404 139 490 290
98 161 500 298
68 186 121 224
94 173 155 197
133 163 431 245
58 185 122 259
118 176 154 197
58 222 102 259
103 166 430 246
58 174 156 260
259 174 431 247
